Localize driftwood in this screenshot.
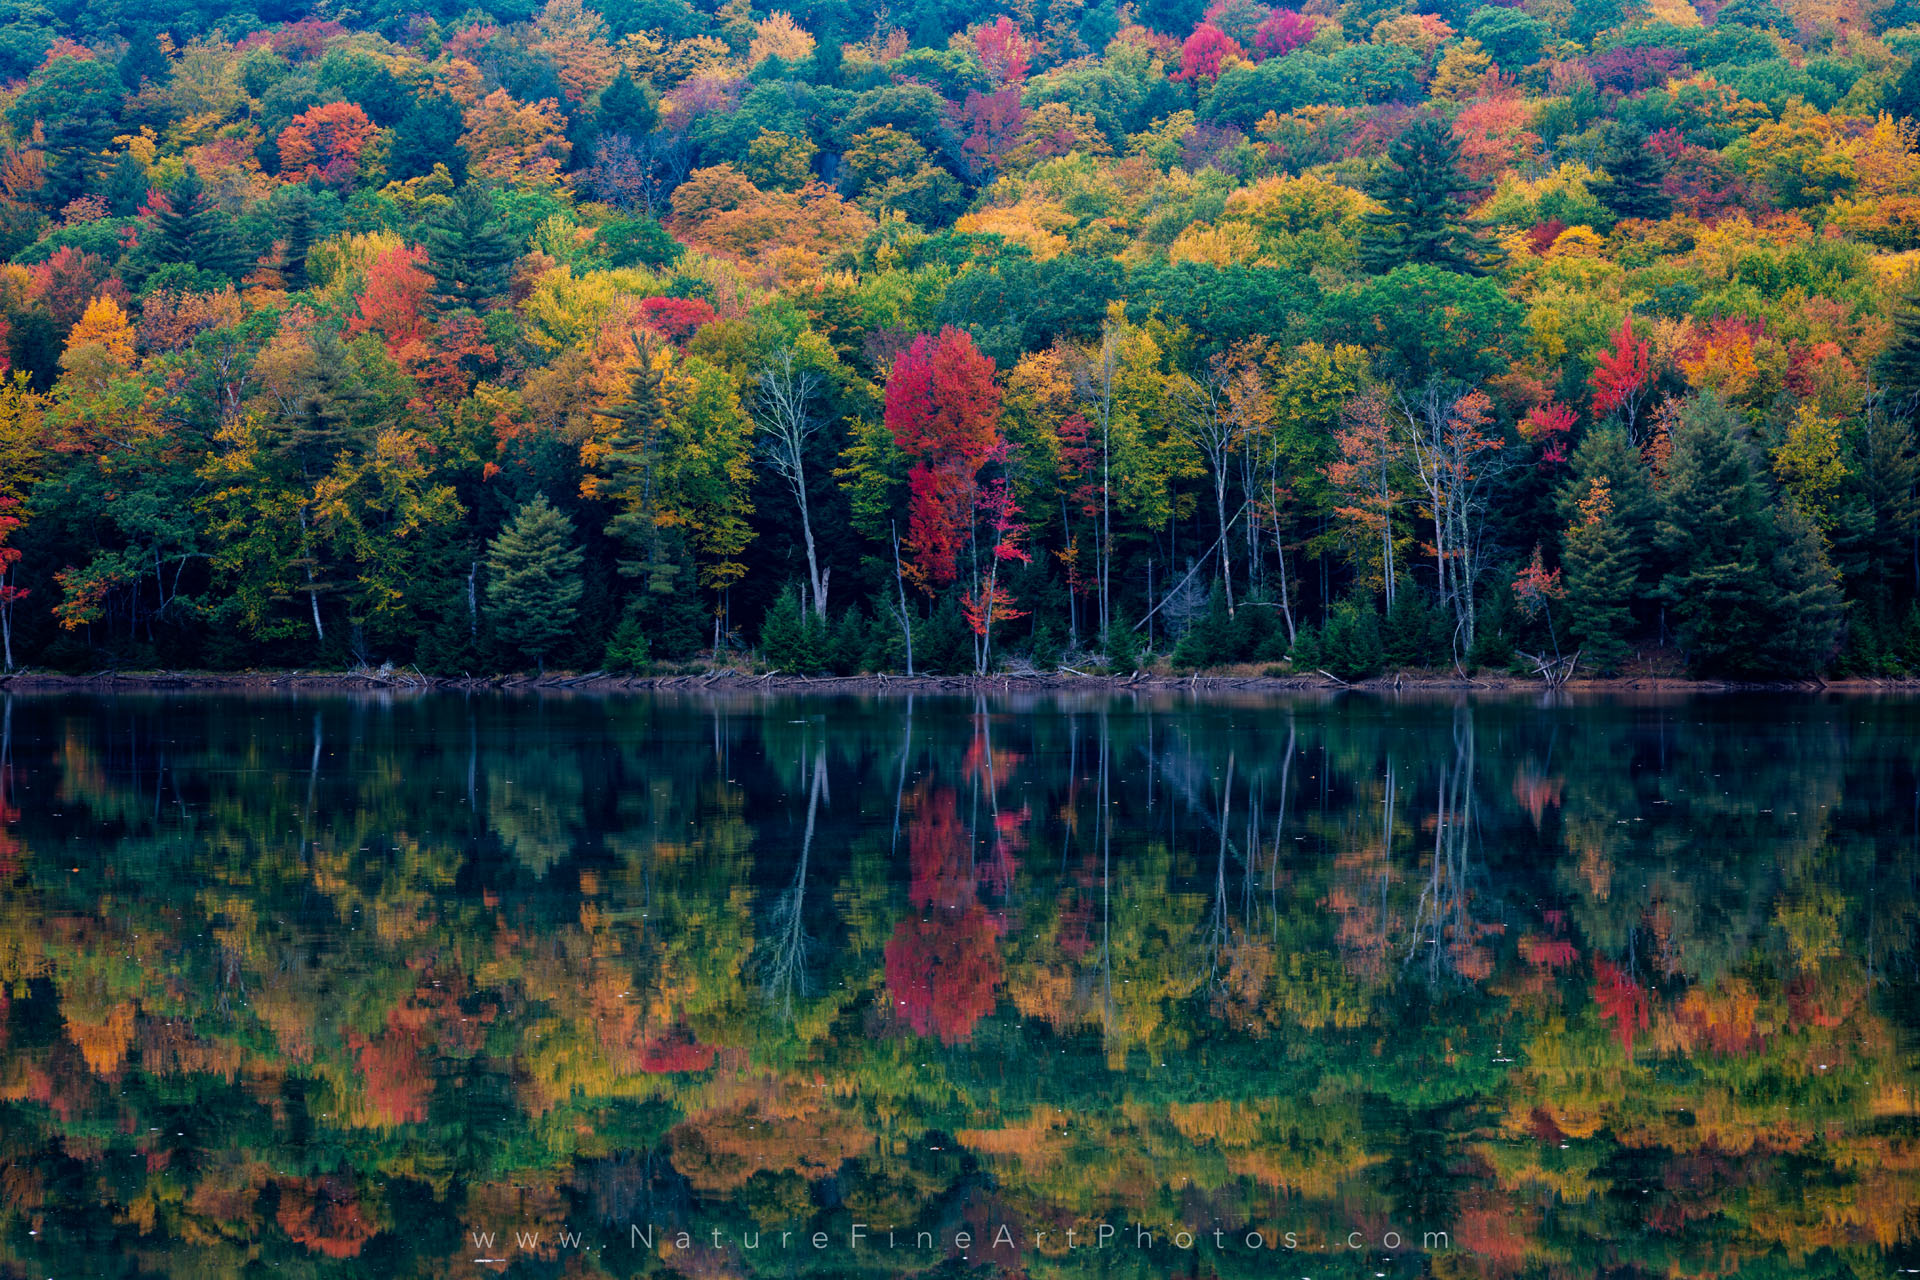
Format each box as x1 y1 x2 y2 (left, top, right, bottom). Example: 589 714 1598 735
1517 649 1582 687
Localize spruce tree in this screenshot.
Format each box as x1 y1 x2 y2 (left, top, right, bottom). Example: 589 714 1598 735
150 168 246 278
1359 118 1501 276
596 70 658 136
597 348 681 594
1656 395 1842 675
422 184 517 313
1878 276 1920 411
1596 127 1672 223
485 494 585 671
1562 477 1638 671
1558 423 1658 660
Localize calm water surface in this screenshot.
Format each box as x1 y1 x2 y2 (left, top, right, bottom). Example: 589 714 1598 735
2 691 1919 1278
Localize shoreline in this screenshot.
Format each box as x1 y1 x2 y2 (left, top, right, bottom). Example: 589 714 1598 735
0 667 1906 696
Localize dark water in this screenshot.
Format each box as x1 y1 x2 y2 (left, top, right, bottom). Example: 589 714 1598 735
2 691 1919 1279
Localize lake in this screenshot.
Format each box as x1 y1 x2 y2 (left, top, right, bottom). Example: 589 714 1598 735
1 690 1917 1278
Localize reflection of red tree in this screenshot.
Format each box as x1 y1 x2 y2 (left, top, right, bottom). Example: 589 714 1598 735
1593 958 1651 1053
350 975 489 1125
885 904 1003 1045
1518 934 1578 969
640 1028 716 1074
890 777 1018 1044
908 787 977 911
350 1023 431 1126
276 1175 378 1258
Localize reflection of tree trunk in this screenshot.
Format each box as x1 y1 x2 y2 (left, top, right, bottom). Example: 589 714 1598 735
301 711 321 864
1272 719 1294 940
761 745 826 1019
1198 753 1234 989
1406 708 1479 982
1099 717 1113 1050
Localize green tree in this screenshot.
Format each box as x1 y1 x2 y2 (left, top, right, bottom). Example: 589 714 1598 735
485 493 585 671
1657 395 1843 676
148 168 246 279
1596 126 1673 223
1359 119 1501 277
8 54 122 206
422 184 518 314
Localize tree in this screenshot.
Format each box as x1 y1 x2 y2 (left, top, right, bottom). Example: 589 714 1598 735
885 327 1005 592
8 54 121 206
1325 385 1404 609
148 168 245 279
1596 126 1673 222
1173 24 1243 83
751 346 830 618
485 493 585 671
1657 394 1843 676
460 90 572 187
1589 316 1655 443
1558 425 1655 671
1359 119 1501 276
278 102 379 187
1401 383 1506 655
1878 274 1920 412
0 495 24 671
1561 474 1636 671
1171 346 1261 617
422 186 518 314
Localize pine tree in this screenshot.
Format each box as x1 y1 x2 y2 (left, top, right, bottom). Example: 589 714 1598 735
388 94 469 184
1762 498 1845 674
598 347 681 594
1359 118 1502 276
275 186 318 291
1559 425 1659 669
596 70 658 136
1657 395 1841 675
485 493 585 671
1879 276 1920 411
1596 126 1672 223
1562 475 1638 672
149 169 247 278
422 184 517 314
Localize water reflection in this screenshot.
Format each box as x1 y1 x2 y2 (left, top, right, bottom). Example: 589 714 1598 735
0 690 1917 1277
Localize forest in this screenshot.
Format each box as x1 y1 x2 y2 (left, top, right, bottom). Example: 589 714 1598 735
0 0 1917 676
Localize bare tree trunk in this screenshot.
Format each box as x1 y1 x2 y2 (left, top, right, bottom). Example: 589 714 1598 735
892 521 914 677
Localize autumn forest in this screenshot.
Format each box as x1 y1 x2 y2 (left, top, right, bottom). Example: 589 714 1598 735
0 0 1917 676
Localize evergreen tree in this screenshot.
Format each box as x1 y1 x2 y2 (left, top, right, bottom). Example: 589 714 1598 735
1558 426 1655 670
1359 118 1502 276
1762 498 1846 674
101 152 148 218
1657 395 1842 675
596 70 659 136
1596 126 1672 223
485 493 585 671
387 94 470 184
274 186 319 291
422 184 516 314
1886 58 1920 122
1879 277 1920 411
1562 476 1638 671
149 169 247 279
119 27 169 90
10 54 122 206
596 345 685 597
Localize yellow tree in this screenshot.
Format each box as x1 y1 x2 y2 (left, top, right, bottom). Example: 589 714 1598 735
461 90 572 186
